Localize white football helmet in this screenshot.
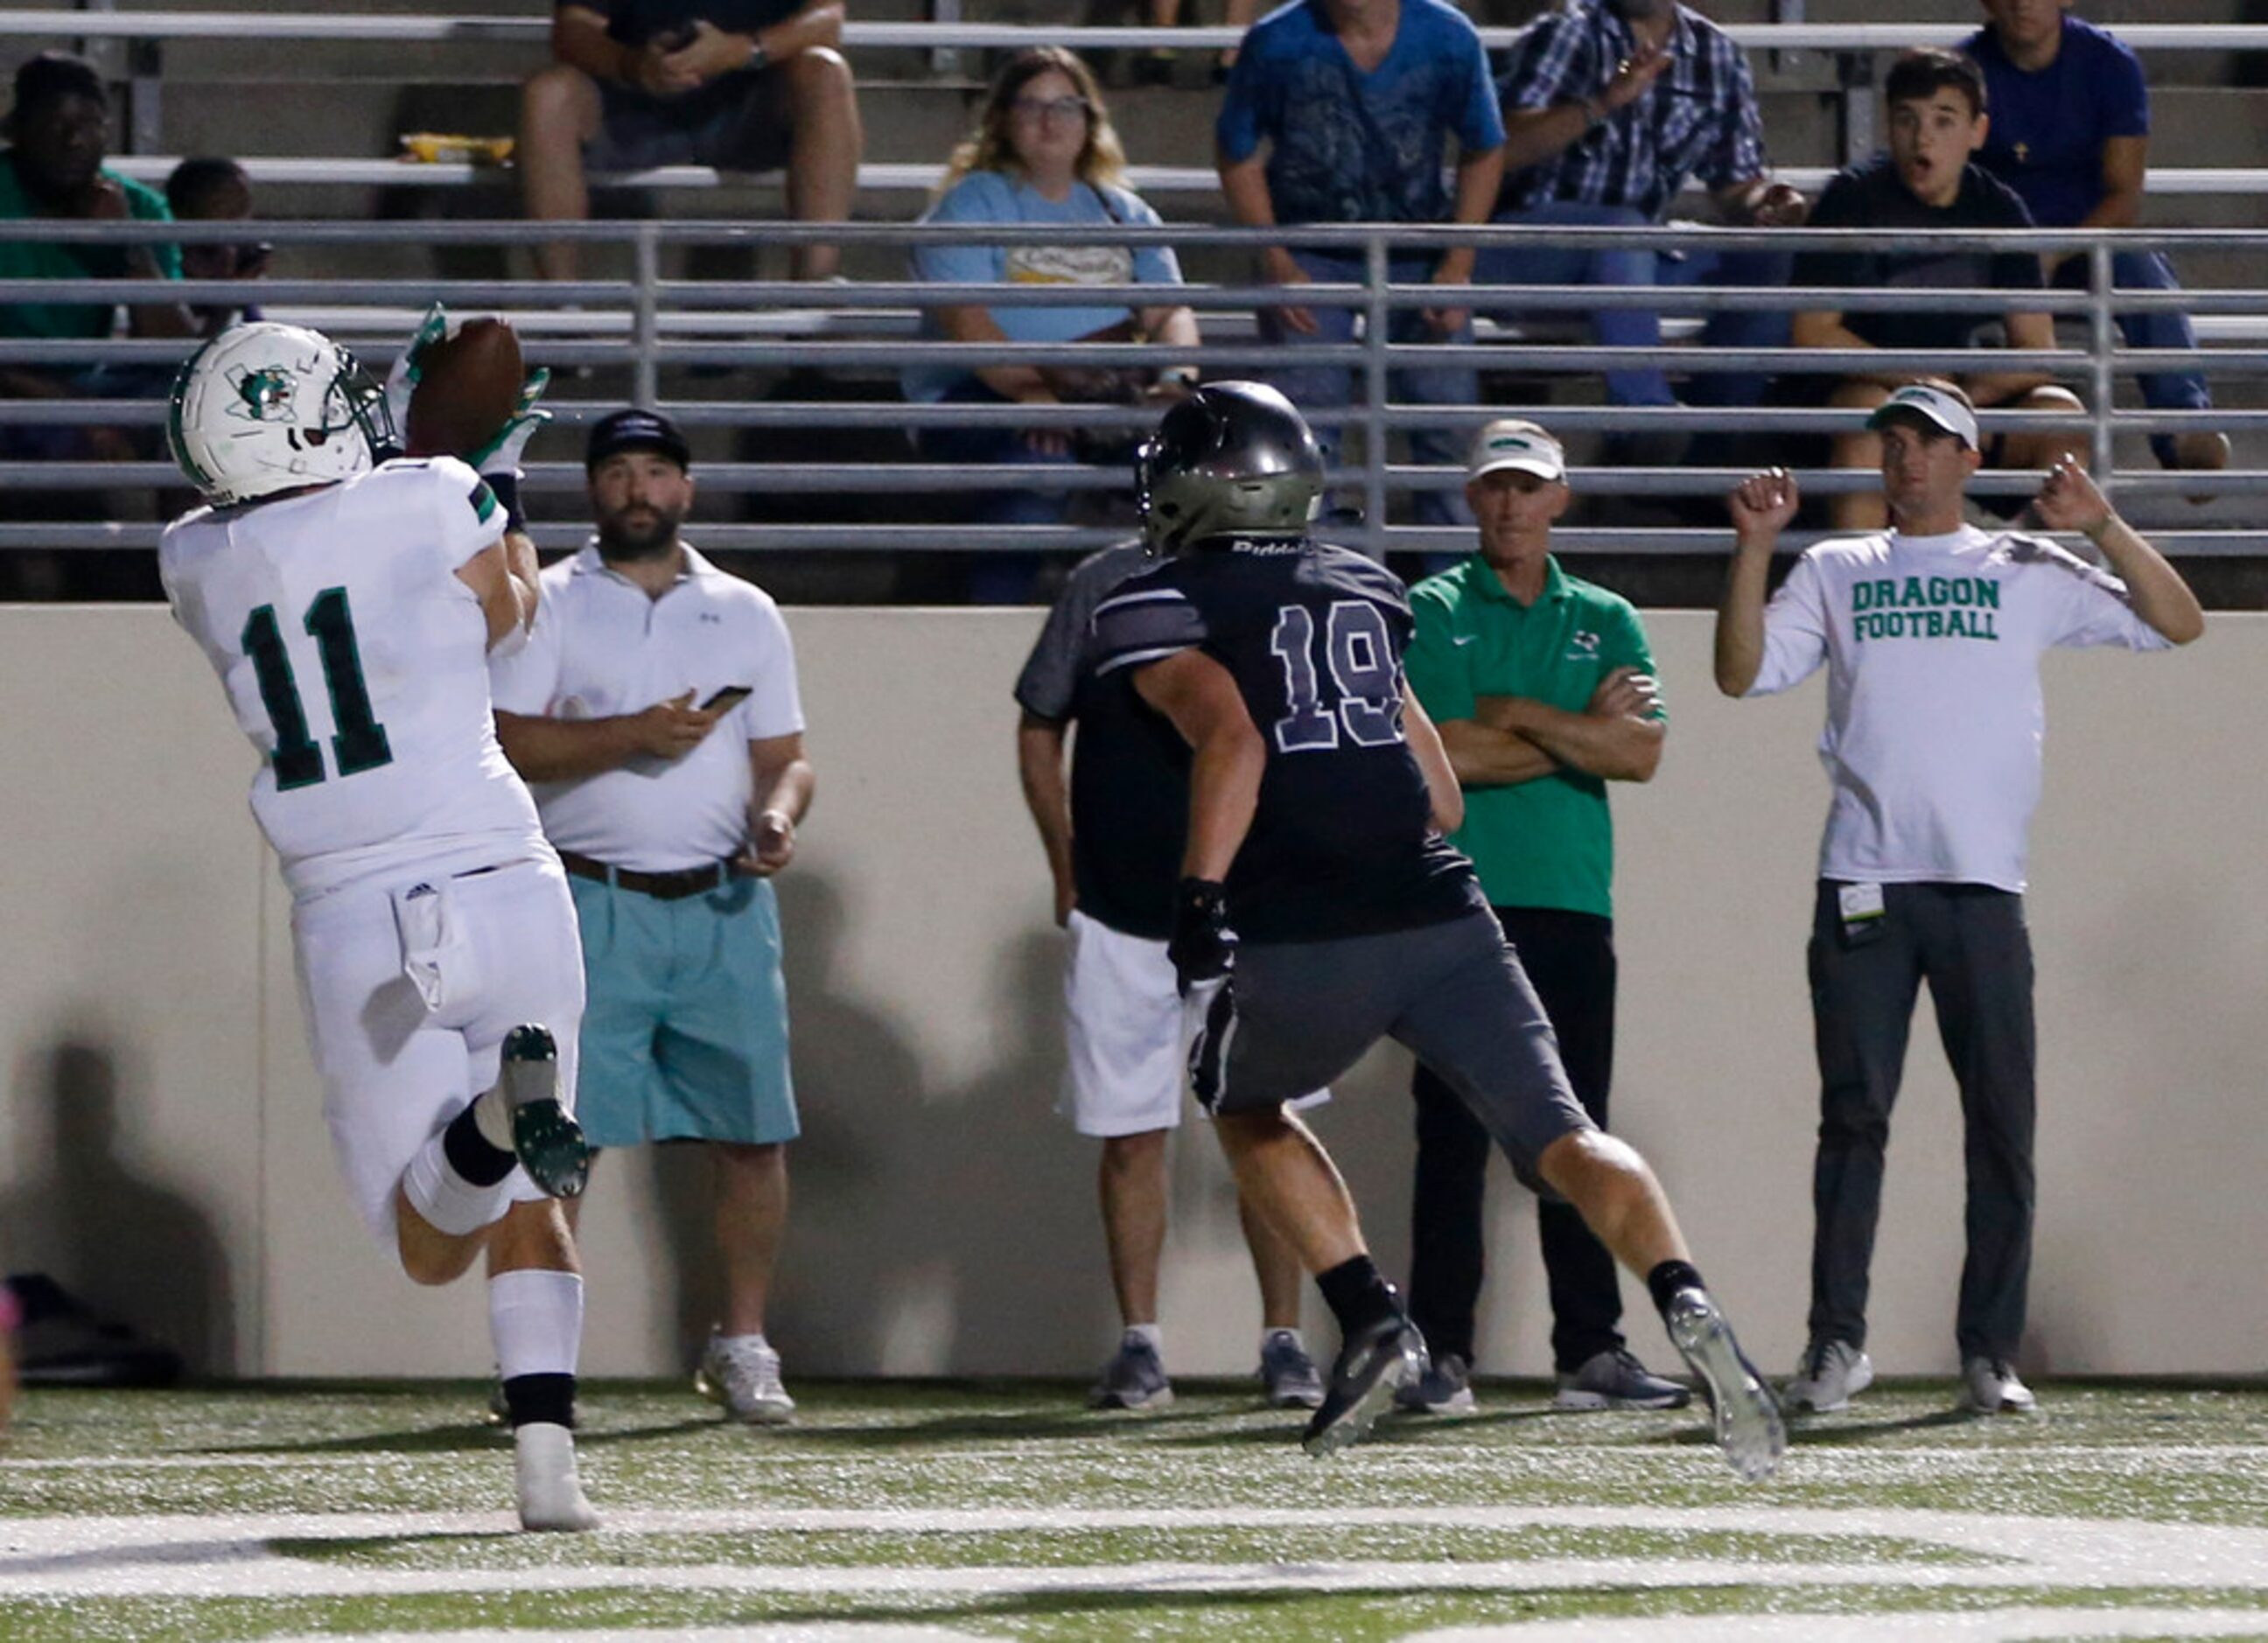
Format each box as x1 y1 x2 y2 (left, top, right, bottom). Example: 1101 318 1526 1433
167 321 397 506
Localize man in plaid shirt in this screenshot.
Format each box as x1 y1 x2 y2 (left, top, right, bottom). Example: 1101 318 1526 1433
1477 0 1804 433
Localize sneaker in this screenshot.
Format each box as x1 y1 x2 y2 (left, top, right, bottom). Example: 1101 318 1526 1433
1961 1355 2039 1416
1088 1335 1173 1412
1393 1350 1476 1416
499 1024 590 1199
696 1332 796 1424
4 1274 183 1388
1663 1288 1785 1483
1257 1331 1324 1409
1302 1313 1424 1458
1784 1338 1875 1414
1553 1347 1692 1412
514 1420 599 1532
483 1372 509 1427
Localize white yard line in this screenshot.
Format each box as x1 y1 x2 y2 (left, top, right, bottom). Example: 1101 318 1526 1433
1424 1612 2268 1641
2 1506 2267 1601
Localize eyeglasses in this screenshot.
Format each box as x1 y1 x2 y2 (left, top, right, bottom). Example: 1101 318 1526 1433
1010 95 1090 124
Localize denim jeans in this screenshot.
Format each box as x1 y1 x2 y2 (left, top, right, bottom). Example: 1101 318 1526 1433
1474 200 1793 409
1255 249 1476 528
2051 250 2210 466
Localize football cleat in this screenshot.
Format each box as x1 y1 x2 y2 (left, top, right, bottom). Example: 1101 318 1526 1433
1665 1287 1786 1483
498 1025 589 1199
1302 1314 1424 1458
514 1420 599 1532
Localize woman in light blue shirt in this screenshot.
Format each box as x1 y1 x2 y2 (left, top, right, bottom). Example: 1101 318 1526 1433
907 47 1199 562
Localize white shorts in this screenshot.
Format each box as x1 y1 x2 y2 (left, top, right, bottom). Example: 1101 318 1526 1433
290 856 586 1244
1059 909 1326 1138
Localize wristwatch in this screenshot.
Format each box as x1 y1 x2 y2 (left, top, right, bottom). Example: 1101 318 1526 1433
745 36 769 72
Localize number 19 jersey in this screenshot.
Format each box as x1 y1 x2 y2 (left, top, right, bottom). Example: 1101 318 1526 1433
159 458 548 903
1091 537 1481 943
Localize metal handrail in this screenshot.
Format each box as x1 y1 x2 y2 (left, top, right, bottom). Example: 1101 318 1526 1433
4 217 2260 556
10 10 2268 51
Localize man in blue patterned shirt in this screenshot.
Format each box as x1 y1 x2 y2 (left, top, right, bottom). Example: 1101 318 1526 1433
1216 0 1506 527
1479 0 1804 427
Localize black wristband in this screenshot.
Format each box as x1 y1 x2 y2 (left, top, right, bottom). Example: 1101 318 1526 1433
485 468 528 535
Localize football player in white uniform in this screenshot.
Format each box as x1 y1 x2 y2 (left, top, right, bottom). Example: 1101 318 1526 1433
158 320 599 1531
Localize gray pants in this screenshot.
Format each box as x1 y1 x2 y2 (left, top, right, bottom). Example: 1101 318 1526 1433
1807 880 2037 1360
1192 909 1594 1184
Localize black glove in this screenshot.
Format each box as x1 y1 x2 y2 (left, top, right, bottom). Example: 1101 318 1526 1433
1167 877 1236 996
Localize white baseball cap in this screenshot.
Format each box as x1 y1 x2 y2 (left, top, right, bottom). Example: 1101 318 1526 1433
1866 382 1979 450
1466 418 1566 482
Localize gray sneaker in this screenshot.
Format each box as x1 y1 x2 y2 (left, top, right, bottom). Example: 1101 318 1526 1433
1257 1331 1325 1409
1553 1347 1692 1412
1088 1335 1173 1411
498 1024 590 1199
1784 1338 1875 1414
1392 1350 1476 1416
695 1332 796 1425
1664 1287 1785 1483
1961 1355 2039 1416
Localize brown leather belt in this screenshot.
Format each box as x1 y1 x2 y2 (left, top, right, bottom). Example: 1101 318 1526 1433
557 849 731 901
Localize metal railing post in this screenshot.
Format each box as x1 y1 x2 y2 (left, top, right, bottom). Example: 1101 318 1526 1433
634 223 661 409
1364 230 1390 560
2089 236 2116 487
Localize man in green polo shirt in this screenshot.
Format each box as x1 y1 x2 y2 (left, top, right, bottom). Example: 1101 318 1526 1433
1394 417 1686 1416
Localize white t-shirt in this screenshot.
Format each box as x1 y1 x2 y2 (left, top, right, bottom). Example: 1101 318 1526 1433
1748 523 2169 892
488 543 804 872
159 458 549 902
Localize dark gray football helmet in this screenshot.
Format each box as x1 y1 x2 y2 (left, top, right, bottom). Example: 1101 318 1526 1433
1136 381 1324 552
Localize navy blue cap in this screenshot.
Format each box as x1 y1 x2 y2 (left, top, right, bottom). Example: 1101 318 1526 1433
585 407 690 472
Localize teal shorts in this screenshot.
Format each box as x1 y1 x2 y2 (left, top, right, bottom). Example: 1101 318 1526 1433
567 870 798 1150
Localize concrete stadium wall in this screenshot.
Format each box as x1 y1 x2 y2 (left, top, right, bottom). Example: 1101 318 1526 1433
1 605 2261 1383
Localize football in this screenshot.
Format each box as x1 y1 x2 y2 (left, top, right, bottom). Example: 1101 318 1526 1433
403 317 524 458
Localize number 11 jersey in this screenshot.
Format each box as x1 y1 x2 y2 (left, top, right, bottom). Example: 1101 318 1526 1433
160 457 548 902
1091 537 1482 944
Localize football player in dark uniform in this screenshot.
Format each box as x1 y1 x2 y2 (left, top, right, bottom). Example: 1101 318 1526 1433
1089 383 1783 1479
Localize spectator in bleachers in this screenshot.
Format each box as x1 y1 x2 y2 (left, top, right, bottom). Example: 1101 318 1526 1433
519 0 863 283
1480 0 1808 452
1216 0 1505 528
906 47 1199 593
1791 48 2083 533
0 50 192 587
1963 0 2228 473
0 52 192 381
165 157 268 339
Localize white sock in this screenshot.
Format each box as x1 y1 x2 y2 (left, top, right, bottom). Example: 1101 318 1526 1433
716 1330 769 1352
490 1269 584 1380
401 1133 512 1238
1124 1322 1163 1353
471 1083 514 1152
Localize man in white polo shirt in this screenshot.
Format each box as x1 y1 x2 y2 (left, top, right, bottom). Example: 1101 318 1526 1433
491 408 815 1423
1714 380 2203 1418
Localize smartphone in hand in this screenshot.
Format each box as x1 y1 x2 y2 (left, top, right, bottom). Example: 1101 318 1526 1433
701 685 753 713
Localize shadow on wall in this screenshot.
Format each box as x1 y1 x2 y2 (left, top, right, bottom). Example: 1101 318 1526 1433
757 872 1114 1377
0 1036 235 1376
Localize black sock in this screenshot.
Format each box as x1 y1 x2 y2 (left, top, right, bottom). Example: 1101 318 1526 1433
1647 1259 1705 1318
503 1371 577 1430
443 1100 516 1188
1316 1255 1402 1338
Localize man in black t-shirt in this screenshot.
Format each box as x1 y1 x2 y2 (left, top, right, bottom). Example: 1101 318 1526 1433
1015 543 1324 1417
1088 382 1783 1478
519 0 863 283
1792 48 2083 531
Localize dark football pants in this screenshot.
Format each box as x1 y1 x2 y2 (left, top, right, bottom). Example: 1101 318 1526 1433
1192 909 1593 1178
1806 880 2037 1361
1409 907 1622 1373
